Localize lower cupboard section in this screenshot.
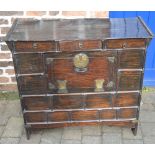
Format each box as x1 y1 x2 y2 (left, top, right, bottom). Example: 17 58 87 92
24 108 138 124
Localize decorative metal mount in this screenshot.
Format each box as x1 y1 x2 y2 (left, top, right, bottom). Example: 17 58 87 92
46 58 53 65
107 56 115 63
57 80 68 93
94 79 105 92
73 53 89 72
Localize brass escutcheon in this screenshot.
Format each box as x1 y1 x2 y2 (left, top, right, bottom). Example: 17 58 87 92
73 53 89 72
95 79 105 91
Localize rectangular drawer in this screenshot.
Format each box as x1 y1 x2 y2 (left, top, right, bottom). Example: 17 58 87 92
48 111 69 122
72 110 98 121
59 40 102 51
53 95 83 109
100 109 116 119
117 71 142 91
22 96 51 111
18 75 47 95
14 53 44 74
115 92 140 107
103 39 146 49
15 41 56 52
117 108 138 119
24 112 47 123
85 94 112 108
118 50 145 69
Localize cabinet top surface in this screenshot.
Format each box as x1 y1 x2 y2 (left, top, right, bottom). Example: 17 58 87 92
5 17 153 41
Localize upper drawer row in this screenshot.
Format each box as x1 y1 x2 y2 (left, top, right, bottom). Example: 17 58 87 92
13 39 146 52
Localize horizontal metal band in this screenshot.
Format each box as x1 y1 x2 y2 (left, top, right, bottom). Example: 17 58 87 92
13 51 62 54
16 69 143 77
26 118 137 125
13 48 146 55
23 106 139 113
118 69 143 72
17 73 44 77
21 90 140 98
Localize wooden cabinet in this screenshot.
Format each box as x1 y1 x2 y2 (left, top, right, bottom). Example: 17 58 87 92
5 17 153 139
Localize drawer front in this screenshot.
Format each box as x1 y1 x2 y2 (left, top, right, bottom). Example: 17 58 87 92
72 110 98 121
46 51 116 93
48 111 69 122
15 41 56 52
59 40 102 51
85 94 112 108
104 39 146 49
117 108 138 119
117 71 142 91
14 53 44 74
118 50 145 69
53 95 83 109
22 96 51 110
115 92 140 107
100 109 116 119
24 112 47 123
18 75 47 95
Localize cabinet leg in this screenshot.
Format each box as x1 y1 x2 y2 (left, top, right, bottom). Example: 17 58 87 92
25 126 31 140
131 123 138 136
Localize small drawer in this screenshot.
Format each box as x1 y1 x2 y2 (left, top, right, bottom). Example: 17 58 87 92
15 53 44 74
117 71 142 91
118 50 145 69
59 40 102 51
48 111 69 122
72 110 98 121
117 108 138 119
18 75 47 95
85 94 112 108
115 92 140 107
15 41 56 52
53 95 83 109
22 96 51 111
100 109 116 120
24 112 47 123
104 39 146 49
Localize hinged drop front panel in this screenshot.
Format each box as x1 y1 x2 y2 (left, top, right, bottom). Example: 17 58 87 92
45 51 117 93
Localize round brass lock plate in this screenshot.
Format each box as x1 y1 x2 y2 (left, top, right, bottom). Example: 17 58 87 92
73 53 89 69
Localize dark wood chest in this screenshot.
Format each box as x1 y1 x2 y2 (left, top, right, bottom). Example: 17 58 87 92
5 17 153 139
